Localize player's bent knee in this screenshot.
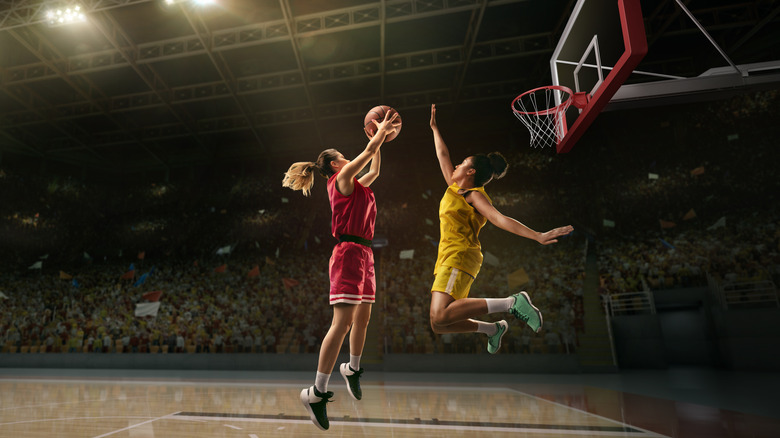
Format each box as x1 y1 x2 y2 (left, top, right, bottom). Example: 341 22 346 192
429 314 449 333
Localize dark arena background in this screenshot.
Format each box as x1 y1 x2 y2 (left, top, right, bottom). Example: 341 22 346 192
1 1 779 437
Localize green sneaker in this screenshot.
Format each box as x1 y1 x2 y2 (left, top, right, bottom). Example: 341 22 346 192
487 320 509 354
509 292 543 333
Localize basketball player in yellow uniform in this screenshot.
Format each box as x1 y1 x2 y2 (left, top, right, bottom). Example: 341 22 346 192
429 104 574 353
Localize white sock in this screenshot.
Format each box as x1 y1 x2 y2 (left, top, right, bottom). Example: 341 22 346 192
476 321 498 336
485 297 514 314
315 372 330 393
349 354 361 371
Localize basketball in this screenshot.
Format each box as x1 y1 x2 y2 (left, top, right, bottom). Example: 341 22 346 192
363 105 401 142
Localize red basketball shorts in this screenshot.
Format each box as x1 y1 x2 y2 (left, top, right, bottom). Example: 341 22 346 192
329 241 376 305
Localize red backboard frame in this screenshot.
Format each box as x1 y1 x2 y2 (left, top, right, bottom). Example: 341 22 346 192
554 0 648 154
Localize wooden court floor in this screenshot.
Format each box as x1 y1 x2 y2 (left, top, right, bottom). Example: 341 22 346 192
0 368 778 437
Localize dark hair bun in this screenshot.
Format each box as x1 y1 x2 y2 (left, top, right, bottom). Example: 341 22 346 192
487 152 508 180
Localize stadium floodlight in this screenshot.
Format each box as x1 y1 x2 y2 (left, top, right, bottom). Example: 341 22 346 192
163 0 217 6
45 5 86 26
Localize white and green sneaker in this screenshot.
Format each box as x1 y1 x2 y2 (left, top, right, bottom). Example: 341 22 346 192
487 320 509 354
510 292 543 333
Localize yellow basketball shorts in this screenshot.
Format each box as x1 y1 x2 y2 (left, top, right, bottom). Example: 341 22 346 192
431 266 475 300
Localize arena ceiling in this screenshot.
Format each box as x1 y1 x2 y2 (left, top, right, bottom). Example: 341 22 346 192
1 0 779 174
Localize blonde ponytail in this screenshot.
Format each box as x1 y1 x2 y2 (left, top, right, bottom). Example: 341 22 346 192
282 149 341 196
282 161 318 196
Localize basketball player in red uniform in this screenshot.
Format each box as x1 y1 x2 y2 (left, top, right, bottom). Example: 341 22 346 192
283 111 400 430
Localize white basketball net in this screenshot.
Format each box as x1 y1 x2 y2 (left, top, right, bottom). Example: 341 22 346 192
512 86 573 148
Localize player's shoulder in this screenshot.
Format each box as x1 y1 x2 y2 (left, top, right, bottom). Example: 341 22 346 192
461 187 489 200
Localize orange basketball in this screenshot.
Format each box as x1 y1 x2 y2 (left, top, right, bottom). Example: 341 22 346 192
363 105 401 142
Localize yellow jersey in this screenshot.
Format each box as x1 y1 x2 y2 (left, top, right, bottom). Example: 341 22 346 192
434 183 491 278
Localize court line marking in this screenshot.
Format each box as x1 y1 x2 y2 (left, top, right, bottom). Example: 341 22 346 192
507 387 671 438
0 392 170 412
171 414 655 435
0 416 156 427
0 378 518 392
178 411 644 433
0 398 127 412
91 412 180 438
0 377 303 388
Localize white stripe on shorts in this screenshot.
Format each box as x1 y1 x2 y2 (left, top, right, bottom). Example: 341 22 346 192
330 293 375 305
445 268 459 294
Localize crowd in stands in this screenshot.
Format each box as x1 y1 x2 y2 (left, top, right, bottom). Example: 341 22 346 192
589 91 780 296
1 90 779 356
0 253 336 355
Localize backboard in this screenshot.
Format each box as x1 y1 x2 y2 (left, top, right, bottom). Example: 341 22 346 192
549 0 647 153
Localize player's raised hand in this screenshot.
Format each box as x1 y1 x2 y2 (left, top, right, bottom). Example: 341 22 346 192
372 110 401 138
429 104 438 131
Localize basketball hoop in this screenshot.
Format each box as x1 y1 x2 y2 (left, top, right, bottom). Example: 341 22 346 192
512 86 589 149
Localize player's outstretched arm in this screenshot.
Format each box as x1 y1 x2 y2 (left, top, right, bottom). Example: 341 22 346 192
430 104 455 186
468 191 573 244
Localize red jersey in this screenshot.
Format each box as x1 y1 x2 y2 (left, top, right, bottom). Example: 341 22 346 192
327 173 376 241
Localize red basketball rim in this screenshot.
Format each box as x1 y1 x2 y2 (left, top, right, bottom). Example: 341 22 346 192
511 85 574 117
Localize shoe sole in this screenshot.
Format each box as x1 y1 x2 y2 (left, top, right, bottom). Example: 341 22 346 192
339 363 361 401
300 387 328 431
518 291 543 333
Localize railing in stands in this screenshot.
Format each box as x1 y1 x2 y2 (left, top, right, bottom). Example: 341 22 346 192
605 291 656 317
708 273 779 310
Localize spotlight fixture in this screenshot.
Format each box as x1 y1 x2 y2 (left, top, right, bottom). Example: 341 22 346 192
45 5 86 26
163 0 217 6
